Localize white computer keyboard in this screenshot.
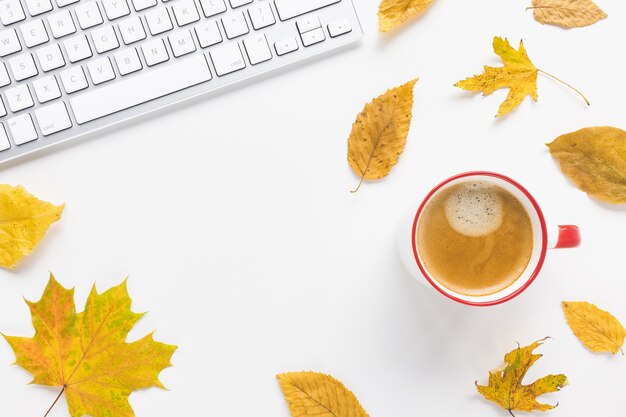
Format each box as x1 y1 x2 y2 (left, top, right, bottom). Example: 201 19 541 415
0 0 362 164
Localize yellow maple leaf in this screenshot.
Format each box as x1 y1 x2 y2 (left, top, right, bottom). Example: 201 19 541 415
378 0 435 32
562 301 626 354
455 36 589 117
277 372 369 417
476 339 567 416
0 184 64 269
529 0 607 29
3 274 177 417
547 126 626 204
347 79 418 192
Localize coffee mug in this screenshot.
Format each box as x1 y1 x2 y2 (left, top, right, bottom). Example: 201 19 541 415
397 171 580 306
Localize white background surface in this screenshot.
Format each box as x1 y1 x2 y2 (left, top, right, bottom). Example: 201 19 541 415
1 0 625 416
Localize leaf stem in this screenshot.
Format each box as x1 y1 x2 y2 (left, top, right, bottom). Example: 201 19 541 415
350 175 365 193
537 69 590 106
43 386 65 417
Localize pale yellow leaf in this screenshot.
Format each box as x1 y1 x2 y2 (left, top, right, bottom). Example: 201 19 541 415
562 301 626 354
347 79 417 192
530 0 607 29
547 126 626 204
378 0 435 32
0 184 64 269
277 371 369 417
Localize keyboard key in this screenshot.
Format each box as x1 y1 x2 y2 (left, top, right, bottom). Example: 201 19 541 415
296 15 320 33
70 54 212 124
229 0 251 7
0 0 26 25
9 53 38 81
199 0 225 17
0 29 22 57
131 0 156 11
195 20 221 48
222 12 248 39
0 63 9 86
118 16 146 44
33 75 62 102
243 34 271 65
6 84 34 112
145 7 172 35
210 43 245 76
24 0 52 16
141 38 168 66
36 43 65 71
91 26 119 53
301 27 324 46
60 66 88 93
171 0 199 26
35 102 72 136
20 20 49 47
0 125 10 151
8 114 37 145
328 18 351 37
87 56 115 84
274 36 297 56
75 1 104 29
48 10 77 38
274 0 340 20
0 98 6 117
248 2 275 30
102 0 130 20
168 30 195 57
114 47 142 75
55 0 79 7
64 34 93 62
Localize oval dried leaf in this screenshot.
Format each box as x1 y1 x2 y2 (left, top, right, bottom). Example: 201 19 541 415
547 126 626 204
531 0 607 29
378 0 436 32
277 371 369 417
562 301 626 354
0 184 64 269
347 79 417 192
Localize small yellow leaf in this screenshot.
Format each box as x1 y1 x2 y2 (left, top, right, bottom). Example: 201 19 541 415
277 372 369 417
476 339 567 414
378 0 435 32
562 301 626 354
547 126 626 204
0 184 64 269
530 0 607 29
455 37 538 117
3 274 177 417
347 79 417 192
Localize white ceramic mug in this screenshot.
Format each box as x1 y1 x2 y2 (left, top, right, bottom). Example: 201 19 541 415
397 172 581 306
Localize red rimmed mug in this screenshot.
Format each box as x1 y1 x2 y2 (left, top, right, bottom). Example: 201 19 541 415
397 172 581 306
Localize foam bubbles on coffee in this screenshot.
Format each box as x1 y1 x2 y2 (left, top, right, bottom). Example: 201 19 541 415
444 181 504 237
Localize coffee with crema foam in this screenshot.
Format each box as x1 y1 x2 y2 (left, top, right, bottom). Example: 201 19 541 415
416 181 533 296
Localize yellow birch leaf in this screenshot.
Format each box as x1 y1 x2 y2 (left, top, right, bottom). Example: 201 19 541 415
476 339 567 415
562 301 626 354
277 372 369 417
547 126 626 204
0 184 64 269
529 0 607 29
3 274 177 417
378 0 436 32
347 79 417 192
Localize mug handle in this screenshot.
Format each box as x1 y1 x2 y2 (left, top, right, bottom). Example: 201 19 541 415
549 225 581 249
